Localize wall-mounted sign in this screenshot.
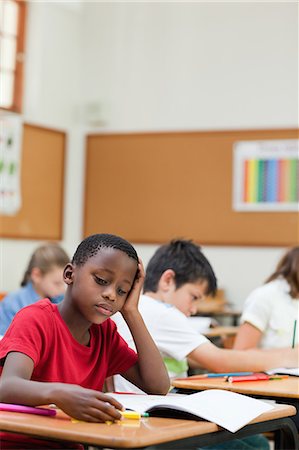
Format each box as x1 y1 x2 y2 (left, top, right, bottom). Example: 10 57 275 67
0 113 23 215
233 139 298 212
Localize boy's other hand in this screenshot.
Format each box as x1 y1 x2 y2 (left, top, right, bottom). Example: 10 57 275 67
121 259 145 315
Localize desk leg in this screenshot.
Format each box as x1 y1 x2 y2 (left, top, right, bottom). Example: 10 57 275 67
272 417 299 450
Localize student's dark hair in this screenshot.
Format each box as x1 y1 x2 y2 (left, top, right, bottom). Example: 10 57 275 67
265 246 299 298
21 243 70 287
144 239 217 296
72 233 139 267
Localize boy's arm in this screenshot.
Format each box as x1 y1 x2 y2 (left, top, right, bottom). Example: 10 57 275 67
187 341 299 372
0 352 124 422
119 261 170 394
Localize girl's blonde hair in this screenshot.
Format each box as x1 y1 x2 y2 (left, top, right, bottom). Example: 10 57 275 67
20 243 69 287
265 247 299 298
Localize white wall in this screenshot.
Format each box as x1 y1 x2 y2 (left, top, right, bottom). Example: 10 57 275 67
1 1 297 309
80 2 298 130
24 2 82 128
1 2 84 289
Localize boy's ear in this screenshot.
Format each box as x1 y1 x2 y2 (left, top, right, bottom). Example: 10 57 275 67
159 269 176 292
63 263 74 285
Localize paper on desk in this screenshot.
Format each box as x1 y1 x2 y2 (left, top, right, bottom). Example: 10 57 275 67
266 367 299 377
110 389 273 433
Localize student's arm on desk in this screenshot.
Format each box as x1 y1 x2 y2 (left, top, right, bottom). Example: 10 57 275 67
233 322 263 350
187 341 299 373
0 352 124 423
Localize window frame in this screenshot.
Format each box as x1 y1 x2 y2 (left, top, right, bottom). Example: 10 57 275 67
0 0 27 113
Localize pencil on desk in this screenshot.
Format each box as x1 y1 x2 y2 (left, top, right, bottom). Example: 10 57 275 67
175 372 254 381
292 319 297 348
227 374 289 383
121 411 149 419
205 372 254 378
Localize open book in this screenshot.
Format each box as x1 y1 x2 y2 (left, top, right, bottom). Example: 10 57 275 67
110 389 273 433
266 367 299 377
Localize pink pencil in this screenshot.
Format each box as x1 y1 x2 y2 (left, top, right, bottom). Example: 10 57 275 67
0 403 56 416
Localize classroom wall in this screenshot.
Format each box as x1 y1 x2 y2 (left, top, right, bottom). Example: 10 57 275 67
80 2 297 130
1 1 297 308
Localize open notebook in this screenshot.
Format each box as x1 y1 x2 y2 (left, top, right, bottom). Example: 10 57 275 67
266 367 299 377
110 389 273 433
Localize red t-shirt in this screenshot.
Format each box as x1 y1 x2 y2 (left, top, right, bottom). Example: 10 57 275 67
0 299 138 390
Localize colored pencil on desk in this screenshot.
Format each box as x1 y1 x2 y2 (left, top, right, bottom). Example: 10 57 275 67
206 372 254 378
227 374 289 383
0 403 56 416
292 320 297 348
175 372 254 381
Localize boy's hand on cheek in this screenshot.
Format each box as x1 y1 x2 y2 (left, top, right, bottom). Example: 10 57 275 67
54 384 124 423
121 259 145 316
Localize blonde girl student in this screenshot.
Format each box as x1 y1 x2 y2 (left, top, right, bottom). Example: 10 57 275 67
0 243 69 336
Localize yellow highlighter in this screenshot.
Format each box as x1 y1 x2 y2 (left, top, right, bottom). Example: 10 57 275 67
121 410 149 419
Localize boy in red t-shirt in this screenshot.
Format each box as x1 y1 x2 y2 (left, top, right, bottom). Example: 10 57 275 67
0 233 170 448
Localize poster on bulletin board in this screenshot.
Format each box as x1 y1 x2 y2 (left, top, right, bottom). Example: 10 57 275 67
0 114 23 216
233 139 299 212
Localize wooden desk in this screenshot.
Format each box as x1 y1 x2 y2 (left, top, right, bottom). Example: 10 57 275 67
201 326 239 349
172 376 299 399
194 291 227 314
198 309 242 326
0 405 298 449
203 326 238 338
194 291 241 326
172 375 299 437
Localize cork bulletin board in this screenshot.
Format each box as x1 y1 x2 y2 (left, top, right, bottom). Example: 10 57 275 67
0 123 66 240
84 128 298 246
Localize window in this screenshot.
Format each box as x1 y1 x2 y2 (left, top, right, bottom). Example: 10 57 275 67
0 0 26 113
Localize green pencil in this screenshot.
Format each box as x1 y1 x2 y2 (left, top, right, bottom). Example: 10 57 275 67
292 320 297 348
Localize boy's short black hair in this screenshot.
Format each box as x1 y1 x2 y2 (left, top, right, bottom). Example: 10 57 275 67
72 234 138 266
144 239 217 296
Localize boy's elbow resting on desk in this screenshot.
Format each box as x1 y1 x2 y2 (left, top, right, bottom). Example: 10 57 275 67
122 364 170 395
144 381 170 395
136 378 170 395
132 376 170 395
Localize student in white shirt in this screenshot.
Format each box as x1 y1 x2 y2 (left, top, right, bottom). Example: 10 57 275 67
112 240 299 450
234 247 299 350
113 240 298 394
